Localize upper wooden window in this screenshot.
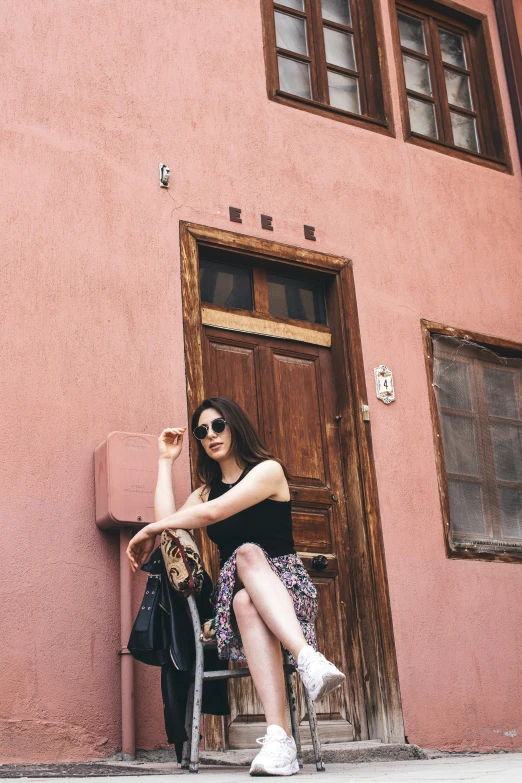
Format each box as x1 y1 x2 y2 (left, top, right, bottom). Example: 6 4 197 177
393 1 509 170
261 0 391 132
423 322 522 562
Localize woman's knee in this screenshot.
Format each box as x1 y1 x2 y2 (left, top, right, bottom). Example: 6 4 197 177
232 588 255 618
236 543 266 570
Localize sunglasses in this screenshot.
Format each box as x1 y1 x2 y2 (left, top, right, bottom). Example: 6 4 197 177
193 417 228 441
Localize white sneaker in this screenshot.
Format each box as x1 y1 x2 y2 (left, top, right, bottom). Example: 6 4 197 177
297 645 346 702
249 724 299 776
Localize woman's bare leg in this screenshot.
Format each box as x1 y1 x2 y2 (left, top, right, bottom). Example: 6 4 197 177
235 544 308 660
233 589 288 732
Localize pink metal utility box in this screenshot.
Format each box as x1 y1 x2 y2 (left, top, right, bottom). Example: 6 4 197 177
95 432 158 530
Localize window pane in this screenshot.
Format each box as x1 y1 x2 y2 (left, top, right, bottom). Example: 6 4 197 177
199 259 253 310
448 480 486 535
441 414 480 476
439 28 466 68
408 96 438 138
275 11 308 55
403 54 432 96
327 70 361 113
435 358 473 412
321 0 351 27
277 0 305 10
397 12 427 54
267 274 327 324
323 27 356 70
498 487 522 539
484 368 518 419
490 423 522 482
445 69 472 110
277 55 312 97
450 112 479 152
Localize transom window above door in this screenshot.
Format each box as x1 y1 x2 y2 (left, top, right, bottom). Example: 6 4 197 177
199 246 328 327
393 1 509 170
261 0 391 133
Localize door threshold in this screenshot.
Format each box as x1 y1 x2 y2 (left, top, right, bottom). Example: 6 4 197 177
200 741 426 767
228 719 354 749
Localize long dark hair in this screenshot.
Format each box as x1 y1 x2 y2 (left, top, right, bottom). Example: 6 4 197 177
191 397 288 487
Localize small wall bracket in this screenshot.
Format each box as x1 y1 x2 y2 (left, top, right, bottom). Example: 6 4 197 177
159 163 170 188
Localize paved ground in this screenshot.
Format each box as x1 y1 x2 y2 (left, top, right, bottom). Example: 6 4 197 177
3 754 522 782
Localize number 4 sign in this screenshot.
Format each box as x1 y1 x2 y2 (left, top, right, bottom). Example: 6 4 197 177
374 365 395 404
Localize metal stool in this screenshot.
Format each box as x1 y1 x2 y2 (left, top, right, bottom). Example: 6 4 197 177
181 595 325 773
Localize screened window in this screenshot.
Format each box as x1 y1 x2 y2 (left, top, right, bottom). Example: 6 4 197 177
395 2 508 167
432 335 522 556
262 0 389 130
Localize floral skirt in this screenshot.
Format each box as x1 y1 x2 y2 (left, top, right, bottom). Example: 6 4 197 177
212 544 318 663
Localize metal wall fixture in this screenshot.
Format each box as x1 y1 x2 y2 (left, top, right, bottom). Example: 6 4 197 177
159 163 170 188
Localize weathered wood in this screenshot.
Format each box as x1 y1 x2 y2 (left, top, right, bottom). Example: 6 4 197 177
179 223 219 585
201 307 332 346
422 320 522 353
336 264 405 743
252 267 269 314
228 720 354 749
180 222 404 747
184 222 347 270
202 302 331 334
494 0 522 171
202 325 359 745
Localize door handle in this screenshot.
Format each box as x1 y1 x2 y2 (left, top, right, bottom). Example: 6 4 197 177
311 555 329 571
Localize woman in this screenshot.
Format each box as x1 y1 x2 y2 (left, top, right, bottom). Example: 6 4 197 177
127 397 345 776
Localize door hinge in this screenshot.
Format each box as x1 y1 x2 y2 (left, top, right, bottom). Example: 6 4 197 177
361 404 370 421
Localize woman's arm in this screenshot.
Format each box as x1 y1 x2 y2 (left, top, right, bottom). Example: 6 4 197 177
153 460 286 533
154 427 186 520
128 426 204 572
126 460 287 571
155 457 177 520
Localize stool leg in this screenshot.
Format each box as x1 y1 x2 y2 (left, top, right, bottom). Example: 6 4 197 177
303 685 325 772
181 679 194 769
188 596 204 773
283 652 303 769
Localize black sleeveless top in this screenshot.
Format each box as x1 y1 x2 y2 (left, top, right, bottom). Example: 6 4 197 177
206 469 295 565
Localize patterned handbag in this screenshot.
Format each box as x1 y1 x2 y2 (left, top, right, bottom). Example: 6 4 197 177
160 528 205 598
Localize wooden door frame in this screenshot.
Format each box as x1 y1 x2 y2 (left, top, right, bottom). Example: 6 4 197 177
179 221 404 744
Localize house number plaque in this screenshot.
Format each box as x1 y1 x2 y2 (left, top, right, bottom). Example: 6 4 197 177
374 365 395 404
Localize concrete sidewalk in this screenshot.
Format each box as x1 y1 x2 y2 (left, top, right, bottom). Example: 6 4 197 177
3 754 522 782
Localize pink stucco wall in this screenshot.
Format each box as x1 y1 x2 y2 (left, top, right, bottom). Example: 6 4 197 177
1 0 522 763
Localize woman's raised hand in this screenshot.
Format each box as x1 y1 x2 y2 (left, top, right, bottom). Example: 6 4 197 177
158 427 186 461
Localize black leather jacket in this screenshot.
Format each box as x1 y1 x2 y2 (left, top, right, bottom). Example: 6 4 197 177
128 547 229 758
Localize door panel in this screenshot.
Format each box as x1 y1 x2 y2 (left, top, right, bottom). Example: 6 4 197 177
206 338 262 431
202 326 365 746
268 352 326 483
291 506 332 553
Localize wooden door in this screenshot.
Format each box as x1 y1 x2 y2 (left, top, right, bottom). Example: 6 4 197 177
201 325 367 748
